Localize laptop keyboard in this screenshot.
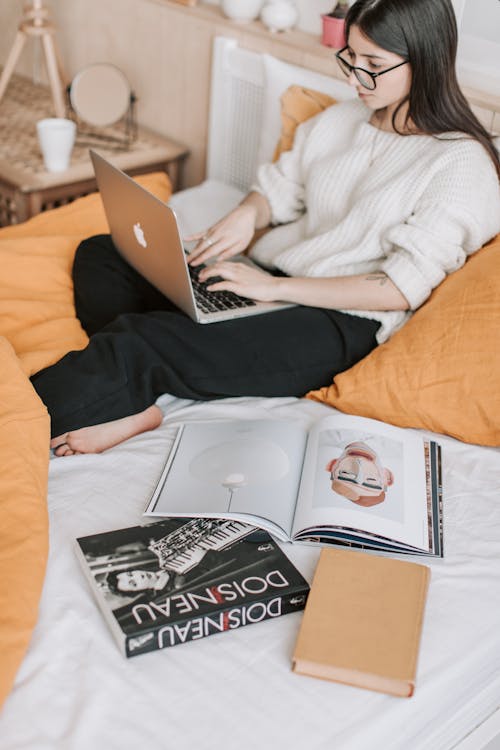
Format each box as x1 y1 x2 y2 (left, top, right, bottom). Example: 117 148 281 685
189 263 257 315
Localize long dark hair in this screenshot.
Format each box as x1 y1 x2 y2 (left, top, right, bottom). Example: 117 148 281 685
345 0 500 178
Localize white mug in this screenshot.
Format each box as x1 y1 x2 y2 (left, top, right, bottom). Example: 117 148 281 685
36 117 76 172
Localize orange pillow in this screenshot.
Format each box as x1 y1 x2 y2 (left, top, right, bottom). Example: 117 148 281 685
0 172 172 376
307 235 500 446
0 336 50 709
273 84 336 161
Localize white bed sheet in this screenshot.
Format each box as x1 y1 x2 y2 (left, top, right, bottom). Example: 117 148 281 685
1 395 499 750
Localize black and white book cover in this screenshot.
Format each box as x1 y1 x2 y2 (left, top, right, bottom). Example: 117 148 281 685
75 517 310 657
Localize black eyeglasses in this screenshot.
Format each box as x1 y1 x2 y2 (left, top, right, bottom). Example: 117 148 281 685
335 46 408 91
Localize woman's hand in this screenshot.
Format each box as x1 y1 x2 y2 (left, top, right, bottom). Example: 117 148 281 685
199 261 281 302
185 204 258 266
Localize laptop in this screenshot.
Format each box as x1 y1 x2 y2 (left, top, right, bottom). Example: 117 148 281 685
90 150 294 324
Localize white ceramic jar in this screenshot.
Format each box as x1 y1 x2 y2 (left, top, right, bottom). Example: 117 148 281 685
260 0 298 32
221 0 264 23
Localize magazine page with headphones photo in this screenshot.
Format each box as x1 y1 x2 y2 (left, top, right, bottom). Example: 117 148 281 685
291 414 442 556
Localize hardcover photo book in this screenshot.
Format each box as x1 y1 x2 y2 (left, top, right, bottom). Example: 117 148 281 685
75 517 310 657
292 548 431 698
145 414 443 557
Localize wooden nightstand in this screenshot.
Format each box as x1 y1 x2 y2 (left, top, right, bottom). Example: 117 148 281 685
0 72 189 226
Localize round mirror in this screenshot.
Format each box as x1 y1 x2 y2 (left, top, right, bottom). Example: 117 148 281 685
69 63 131 127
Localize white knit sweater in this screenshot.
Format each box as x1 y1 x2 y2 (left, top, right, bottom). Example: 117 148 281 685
250 99 500 342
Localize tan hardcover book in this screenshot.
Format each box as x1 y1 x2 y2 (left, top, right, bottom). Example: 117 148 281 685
292 548 430 697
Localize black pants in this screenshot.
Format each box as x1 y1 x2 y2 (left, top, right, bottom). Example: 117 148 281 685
31 234 380 437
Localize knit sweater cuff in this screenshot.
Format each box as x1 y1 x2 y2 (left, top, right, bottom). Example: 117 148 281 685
381 253 434 311
251 167 305 225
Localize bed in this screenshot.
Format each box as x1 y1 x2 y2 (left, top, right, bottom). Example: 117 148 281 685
1 37 500 750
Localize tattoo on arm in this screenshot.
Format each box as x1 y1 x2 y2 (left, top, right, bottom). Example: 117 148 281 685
365 273 389 286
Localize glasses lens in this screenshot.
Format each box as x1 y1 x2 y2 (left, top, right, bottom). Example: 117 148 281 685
354 69 376 90
336 55 352 78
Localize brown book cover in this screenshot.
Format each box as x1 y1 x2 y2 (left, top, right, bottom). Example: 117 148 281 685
292 548 430 697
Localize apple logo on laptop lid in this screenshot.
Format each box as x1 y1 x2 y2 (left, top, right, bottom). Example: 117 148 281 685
133 222 147 248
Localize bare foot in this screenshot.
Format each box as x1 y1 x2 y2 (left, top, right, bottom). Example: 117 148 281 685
50 405 163 456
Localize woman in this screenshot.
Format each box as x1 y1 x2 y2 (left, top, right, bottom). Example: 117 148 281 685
33 0 500 456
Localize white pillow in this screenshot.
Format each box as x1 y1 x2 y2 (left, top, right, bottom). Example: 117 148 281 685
256 54 356 165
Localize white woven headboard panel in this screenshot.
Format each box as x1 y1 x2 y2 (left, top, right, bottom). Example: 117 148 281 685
206 38 265 192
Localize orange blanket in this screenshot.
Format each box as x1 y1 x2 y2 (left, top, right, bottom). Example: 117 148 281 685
0 172 172 708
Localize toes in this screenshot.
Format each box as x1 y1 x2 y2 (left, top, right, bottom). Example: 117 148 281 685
52 439 77 457
51 433 70 451
51 439 68 451
54 447 73 457
52 441 69 456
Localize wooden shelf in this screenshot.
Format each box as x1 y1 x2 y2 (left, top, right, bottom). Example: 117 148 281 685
151 0 334 58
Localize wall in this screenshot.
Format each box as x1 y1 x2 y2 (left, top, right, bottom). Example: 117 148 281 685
458 0 500 96
0 1 39 79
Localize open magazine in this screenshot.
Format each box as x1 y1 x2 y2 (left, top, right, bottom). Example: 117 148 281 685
145 414 443 557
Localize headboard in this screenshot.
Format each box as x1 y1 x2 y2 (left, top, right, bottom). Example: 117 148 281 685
206 39 265 192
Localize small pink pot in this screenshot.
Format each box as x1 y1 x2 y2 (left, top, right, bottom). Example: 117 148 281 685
321 14 346 49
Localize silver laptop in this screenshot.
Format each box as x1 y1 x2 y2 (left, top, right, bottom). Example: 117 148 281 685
90 150 293 324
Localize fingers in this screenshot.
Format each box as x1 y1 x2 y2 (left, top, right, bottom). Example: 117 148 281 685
184 223 219 260
198 261 276 302
198 261 234 283
185 210 254 265
184 230 207 242
217 245 246 261
199 261 257 289
187 237 242 266
187 236 224 266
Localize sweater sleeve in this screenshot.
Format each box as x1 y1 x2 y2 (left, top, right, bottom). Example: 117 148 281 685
380 141 500 310
251 114 319 225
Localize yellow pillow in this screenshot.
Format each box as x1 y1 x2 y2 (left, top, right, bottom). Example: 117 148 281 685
0 336 50 709
307 235 500 446
0 172 172 376
273 85 336 161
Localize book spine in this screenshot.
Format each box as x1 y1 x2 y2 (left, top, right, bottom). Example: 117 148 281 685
124 588 309 657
